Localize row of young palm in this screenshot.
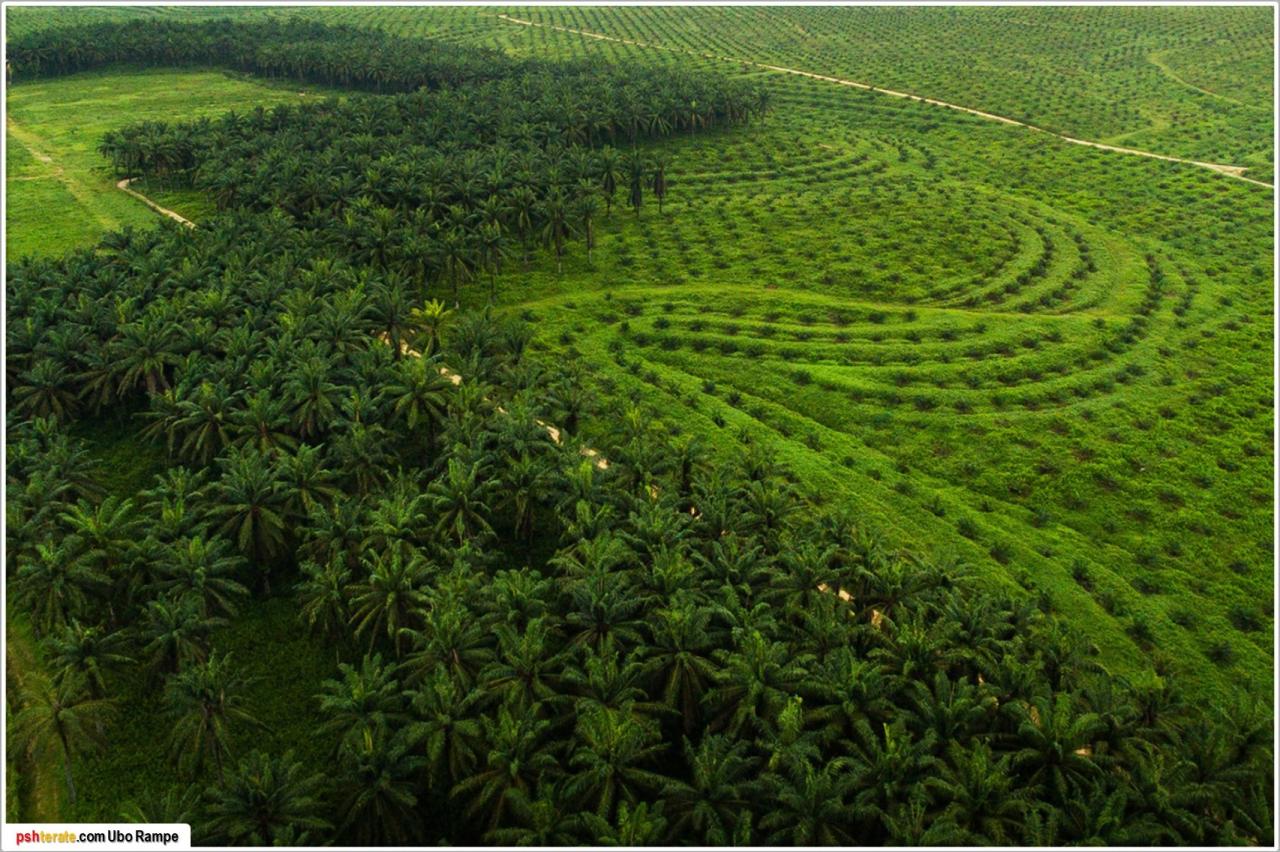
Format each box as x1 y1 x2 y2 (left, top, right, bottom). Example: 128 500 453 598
8 18 520 90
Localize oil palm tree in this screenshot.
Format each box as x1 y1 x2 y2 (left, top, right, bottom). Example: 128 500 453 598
399 593 494 689
706 628 811 737
55 498 138 578
625 152 646 217
500 452 549 543
165 651 262 782
347 548 432 658
757 757 859 846
651 155 668 214
152 534 249 619
278 444 340 520
539 190 574 274
906 670 995 744
407 299 452 356
44 620 135 698
12 358 80 422
580 800 670 845
596 146 621 215
575 181 602 266
926 742 1032 843
112 311 178 395
283 354 343 439
298 494 365 573
810 647 895 742
480 618 567 711
296 558 352 647
508 186 539 265
329 419 395 497
140 595 221 674
169 380 237 465
381 354 450 440
337 726 426 845
485 782 586 846
14 540 108 636
208 447 290 588
643 601 719 732
1008 693 1105 803
203 749 331 845
451 704 557 832
437 228 474 303
661 733 754 844
316 653 407 754
478 221 510 301
369 278 415 361
229 389 299 457
428 455 495 545
403 666 485 796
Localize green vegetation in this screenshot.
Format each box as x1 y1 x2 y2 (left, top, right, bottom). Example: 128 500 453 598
5 7 1273 847
5 68 338 258
489 5 1276 182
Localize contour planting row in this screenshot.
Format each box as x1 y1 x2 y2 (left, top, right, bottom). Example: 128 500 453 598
635 127 1149 313
548 321 1269 697
500 5 1272 173
529 285 1269 684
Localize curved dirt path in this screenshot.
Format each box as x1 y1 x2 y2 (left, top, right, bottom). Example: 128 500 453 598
1148 49 1261 110
116 178 196 228
496 14 1273 190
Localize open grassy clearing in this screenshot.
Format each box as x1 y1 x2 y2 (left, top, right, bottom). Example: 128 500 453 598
5 68 338 258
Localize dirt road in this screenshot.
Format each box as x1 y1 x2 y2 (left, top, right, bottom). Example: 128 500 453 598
497 14 1273 190
115 178 196 228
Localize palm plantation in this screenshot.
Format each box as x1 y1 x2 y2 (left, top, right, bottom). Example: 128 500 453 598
4 9 1273 849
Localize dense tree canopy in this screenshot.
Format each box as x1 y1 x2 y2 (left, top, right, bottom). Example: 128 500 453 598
9 18 520 90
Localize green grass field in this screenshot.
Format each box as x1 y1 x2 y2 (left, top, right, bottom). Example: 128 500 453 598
5 67 338 258
5 5 1273 820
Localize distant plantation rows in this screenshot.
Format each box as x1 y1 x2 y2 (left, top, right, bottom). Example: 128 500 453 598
495 5 1274 180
